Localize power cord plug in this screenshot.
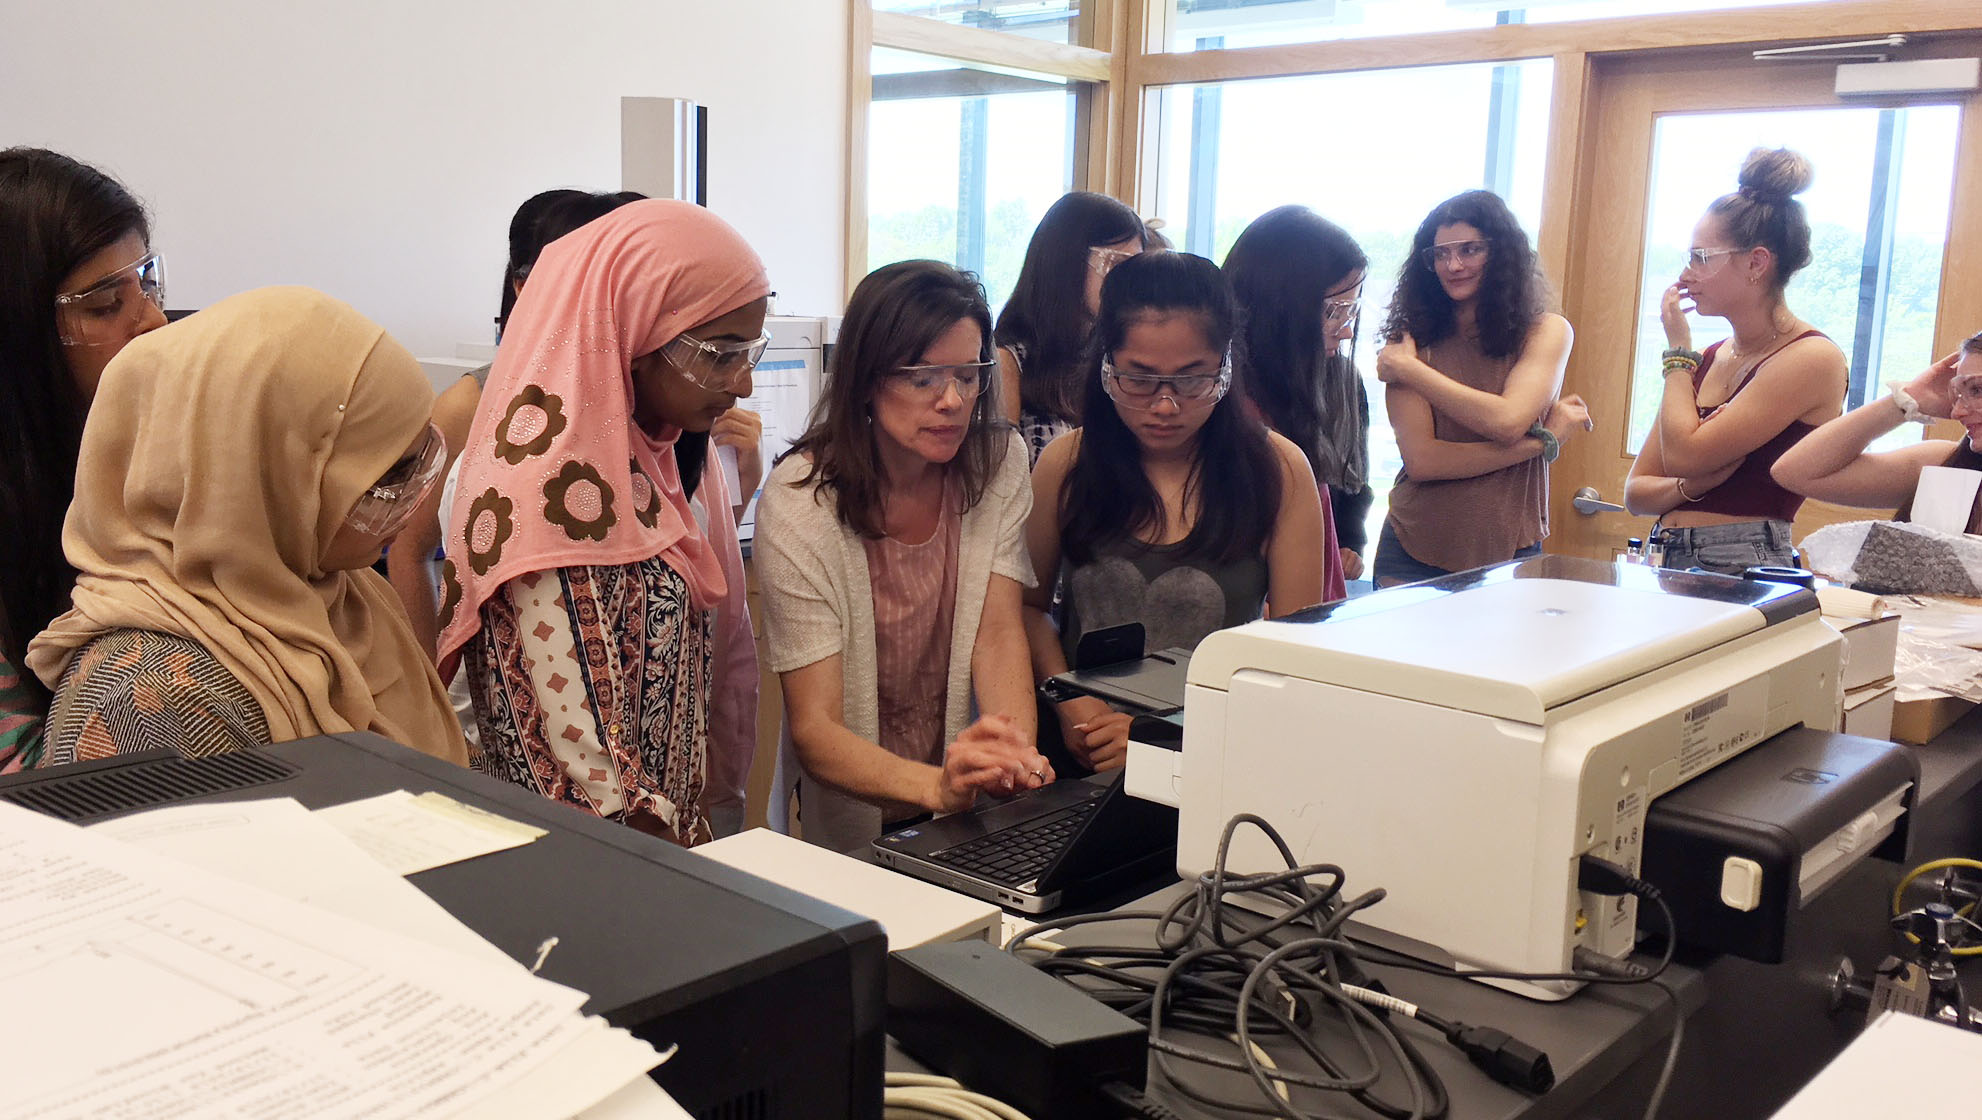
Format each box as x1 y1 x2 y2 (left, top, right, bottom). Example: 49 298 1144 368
1445 1024 1555 1094
1578 854 1663 903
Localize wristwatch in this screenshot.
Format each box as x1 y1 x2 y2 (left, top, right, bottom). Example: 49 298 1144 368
1528 422 1560 464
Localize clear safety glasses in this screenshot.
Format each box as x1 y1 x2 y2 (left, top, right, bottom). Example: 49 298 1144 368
1088 244 1139 277
661 330 771 393
1100 353 1232 411
1422 239 1489 271
1681 247 1745 277
887 360 994 405
346 423 447 537
1323 294 1362 331
54 251 166 347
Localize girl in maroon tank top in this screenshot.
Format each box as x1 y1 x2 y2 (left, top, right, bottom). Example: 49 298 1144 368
1624 148 1847 576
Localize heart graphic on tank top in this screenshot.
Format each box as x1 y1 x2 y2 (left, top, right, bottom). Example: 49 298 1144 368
1068 556 1226 655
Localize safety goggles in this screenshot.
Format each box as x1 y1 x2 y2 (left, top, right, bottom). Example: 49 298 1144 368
1088 244 1140 277
345 423 447 537
888 360 994 405
1952 375 1982 409
1323 294 1362 330
1100 353 1232 410
1422 239 1489 270
54 251 166 347
1681 246 1746 277
660 330 770 393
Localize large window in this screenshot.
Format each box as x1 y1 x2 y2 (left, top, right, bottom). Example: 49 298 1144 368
1152 57 1554 551
1623 105 1962 453
1161 0 1843 51
867 47 1078 311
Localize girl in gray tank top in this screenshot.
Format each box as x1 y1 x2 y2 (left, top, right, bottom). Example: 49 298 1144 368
1024 251 1327 774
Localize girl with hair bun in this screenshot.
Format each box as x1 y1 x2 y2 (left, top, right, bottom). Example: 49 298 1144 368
1625 147 1847 574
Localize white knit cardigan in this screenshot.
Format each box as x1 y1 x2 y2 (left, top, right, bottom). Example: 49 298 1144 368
756 431 1035 852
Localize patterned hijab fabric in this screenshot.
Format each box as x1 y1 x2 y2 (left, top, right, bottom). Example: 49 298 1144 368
28 287 468 762
436 200 770 664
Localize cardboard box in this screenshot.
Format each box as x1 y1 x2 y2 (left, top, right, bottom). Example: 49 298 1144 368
1824 611 1901 693
1889 693 1976 745
1842 681 1896 741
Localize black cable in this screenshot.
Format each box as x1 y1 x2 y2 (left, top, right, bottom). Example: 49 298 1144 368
1008 815 1683 1120
1641 976 1683 1120
1099 1080 1186 1120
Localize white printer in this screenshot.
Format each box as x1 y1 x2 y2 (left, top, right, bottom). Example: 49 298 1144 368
1129 557 1842 1000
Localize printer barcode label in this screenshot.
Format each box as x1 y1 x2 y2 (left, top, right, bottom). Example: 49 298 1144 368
1678 683 1764 780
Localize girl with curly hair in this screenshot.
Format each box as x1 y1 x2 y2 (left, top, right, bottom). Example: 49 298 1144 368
1372 190 1586 587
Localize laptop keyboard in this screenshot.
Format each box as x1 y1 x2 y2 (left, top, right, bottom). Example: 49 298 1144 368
931 801 1099 886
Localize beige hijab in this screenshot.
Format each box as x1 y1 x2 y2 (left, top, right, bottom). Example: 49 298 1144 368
29 287 467 764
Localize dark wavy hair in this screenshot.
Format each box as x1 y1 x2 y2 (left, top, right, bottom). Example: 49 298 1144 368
0 148 150 692
784 260 1008 539
994 191 1149 425
1060 252 1281 568
1223 206 1368 486
1707 147 1815 293
1381 189 1549 361
496 188 585 335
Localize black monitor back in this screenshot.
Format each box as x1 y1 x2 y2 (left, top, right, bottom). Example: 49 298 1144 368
0 732 886 1120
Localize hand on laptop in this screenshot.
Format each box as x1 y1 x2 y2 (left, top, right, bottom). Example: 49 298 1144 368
1054 696 1132 772
933 714 1054 813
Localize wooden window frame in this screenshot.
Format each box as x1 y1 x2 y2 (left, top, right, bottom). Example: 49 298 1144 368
849 0 1982 352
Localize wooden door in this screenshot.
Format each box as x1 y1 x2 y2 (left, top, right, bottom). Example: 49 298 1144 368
1549 37 1982 559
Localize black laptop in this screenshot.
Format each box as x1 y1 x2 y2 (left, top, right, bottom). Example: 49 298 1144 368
871 771 1177 914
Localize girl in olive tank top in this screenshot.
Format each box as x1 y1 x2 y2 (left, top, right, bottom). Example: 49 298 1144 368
1371 189 1583 587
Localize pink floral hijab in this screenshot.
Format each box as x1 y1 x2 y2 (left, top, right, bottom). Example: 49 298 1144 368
436 200 769 665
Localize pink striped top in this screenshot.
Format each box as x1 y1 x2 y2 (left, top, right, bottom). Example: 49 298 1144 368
863 487 962 788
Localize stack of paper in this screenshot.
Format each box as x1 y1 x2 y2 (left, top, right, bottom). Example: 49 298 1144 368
0 798 681 1120
696 827 1000 949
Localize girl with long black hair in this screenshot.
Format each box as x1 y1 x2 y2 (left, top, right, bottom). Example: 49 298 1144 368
1225 204 1366 586
1024 252 1325 771
0 148 166 770
995 191 1151 464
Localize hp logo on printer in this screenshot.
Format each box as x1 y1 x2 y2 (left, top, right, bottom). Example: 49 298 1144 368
1782 768 1836 785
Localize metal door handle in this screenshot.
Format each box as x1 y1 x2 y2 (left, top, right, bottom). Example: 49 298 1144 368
1572 486 1626 516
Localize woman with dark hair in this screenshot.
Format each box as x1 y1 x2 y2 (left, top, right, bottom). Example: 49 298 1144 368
995 191 1150 464
437 201 769 847
1025 252 1326 771
1772 332 1982 524
1225 204 1367 587
499 188 585 339
0 148 166 771
1626 148 1846 573
758 260 1051 851
1372 189 1584 587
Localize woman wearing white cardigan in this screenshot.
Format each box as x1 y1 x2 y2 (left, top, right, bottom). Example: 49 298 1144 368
758 261 1054 852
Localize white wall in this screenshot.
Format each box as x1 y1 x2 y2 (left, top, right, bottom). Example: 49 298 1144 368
1 0 847 378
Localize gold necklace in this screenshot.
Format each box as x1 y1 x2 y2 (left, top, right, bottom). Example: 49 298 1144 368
1725 315 1793 387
